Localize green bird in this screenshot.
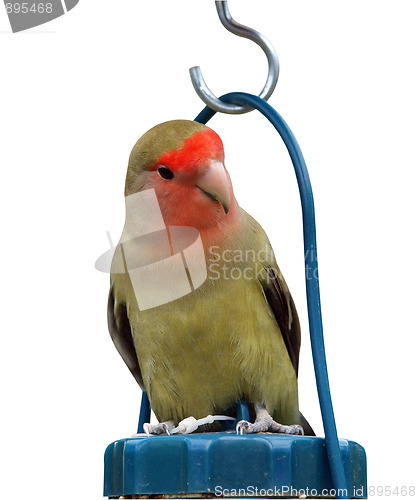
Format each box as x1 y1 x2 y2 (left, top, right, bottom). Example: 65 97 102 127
108 119 314 436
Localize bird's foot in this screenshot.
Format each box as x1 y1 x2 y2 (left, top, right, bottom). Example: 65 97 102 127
236 419 303 435
143 421 175 435
236 404 304 435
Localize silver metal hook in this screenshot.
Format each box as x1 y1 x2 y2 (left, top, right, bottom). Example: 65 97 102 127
189 0 279 114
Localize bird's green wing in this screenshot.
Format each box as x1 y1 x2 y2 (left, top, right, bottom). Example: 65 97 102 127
107 287 144 388
260 265 315 435
261 266 301 376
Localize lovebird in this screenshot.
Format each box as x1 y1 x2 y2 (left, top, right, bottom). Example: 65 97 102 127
108 120 314 436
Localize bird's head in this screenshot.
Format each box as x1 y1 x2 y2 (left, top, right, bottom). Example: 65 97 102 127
125 120 236 230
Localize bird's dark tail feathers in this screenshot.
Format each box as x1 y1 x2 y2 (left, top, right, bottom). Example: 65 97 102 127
300 412 315 436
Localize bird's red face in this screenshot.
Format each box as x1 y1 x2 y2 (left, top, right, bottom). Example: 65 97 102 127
145 128 236 230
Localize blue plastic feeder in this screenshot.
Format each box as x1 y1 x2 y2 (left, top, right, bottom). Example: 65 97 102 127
104 94 367 498
105 433 366 498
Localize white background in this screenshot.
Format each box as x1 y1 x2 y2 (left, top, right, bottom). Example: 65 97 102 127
1 1 416 498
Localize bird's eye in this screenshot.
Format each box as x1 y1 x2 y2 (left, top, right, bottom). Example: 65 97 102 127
157 165 174 180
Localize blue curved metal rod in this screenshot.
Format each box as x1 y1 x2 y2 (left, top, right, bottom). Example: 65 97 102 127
195 93 348 499
137 391 151 434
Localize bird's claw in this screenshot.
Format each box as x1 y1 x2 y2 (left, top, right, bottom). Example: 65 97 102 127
236 419 304 435
286 424 304 435
236 420 252 435
143 422 172 436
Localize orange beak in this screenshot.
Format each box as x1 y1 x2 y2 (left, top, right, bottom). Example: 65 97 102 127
195 161 231 214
